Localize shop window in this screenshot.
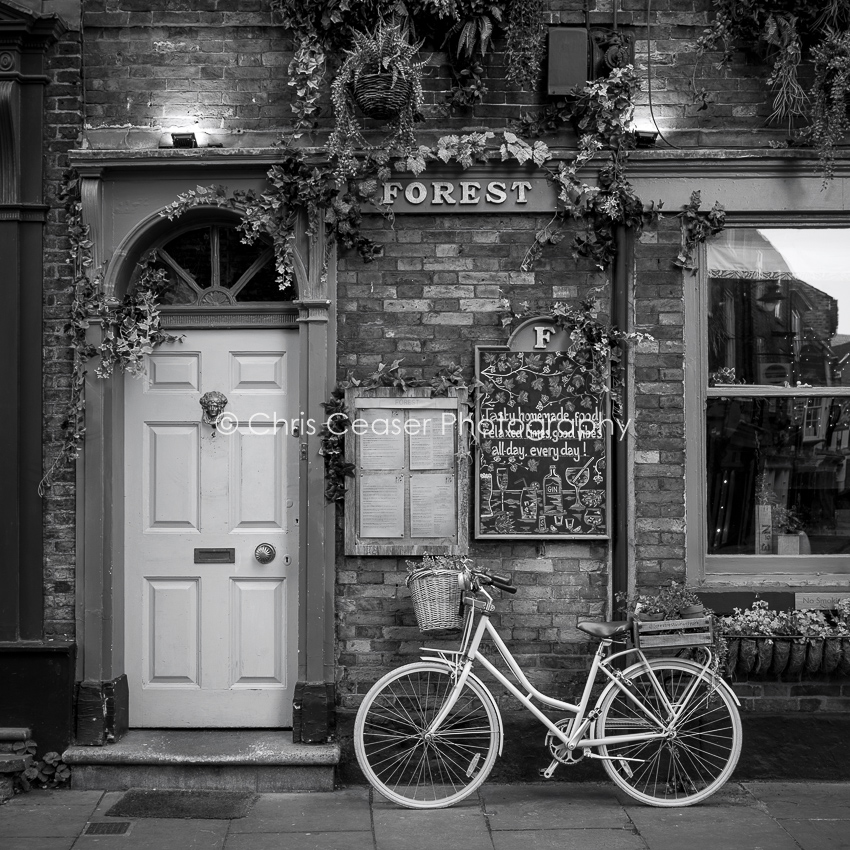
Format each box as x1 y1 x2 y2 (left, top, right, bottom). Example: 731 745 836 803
687 227 850 583
152 224 293 306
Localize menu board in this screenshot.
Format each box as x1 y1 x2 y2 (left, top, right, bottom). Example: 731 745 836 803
345 388 469 556
475 346 610 539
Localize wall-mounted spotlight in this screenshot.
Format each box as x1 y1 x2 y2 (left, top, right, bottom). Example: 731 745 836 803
634 130 659 148
158 129 220 149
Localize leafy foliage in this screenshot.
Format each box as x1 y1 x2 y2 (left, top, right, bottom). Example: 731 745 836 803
320 361 473 502
162 144 388 290
39 174 181 495
12 740 71 792
501 295 652 427
809 29 850 186
507 67 663 271
504 0 545 90
694 0 850 181
269 0 509 121
327 23 426 177
674 190 727 271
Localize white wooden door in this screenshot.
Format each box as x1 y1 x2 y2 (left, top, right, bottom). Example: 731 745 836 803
124 329 299 727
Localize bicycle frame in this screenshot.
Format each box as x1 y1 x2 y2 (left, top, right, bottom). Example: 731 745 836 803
421 593 718 756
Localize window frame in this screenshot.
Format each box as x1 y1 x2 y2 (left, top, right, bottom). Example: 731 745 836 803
685 218 850 588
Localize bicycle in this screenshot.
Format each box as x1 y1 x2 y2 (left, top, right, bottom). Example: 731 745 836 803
354 564 742 809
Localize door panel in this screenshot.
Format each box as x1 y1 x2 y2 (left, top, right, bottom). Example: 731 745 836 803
230 578 286 686
126 329 299 727
145 424 201 531
144 578 200 686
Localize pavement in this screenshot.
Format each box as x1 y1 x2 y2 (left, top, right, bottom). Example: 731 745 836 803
1 782 849 850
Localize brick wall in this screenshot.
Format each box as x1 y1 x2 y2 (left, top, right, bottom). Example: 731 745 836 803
79 0 795 146
42 29 84 639
335 212 616 709
733 680 850 713
632 219 687 594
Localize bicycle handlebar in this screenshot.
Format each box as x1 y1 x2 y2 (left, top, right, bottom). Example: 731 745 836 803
462 567 517 594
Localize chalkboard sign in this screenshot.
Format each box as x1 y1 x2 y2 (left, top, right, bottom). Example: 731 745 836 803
474 318 610 540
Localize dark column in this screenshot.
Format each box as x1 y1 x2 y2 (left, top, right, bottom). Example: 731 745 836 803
0 6 67 641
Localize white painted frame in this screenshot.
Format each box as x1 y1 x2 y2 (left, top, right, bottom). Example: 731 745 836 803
685 219 850 588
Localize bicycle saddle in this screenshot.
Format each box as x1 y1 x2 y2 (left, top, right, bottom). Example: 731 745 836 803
576 620 629 639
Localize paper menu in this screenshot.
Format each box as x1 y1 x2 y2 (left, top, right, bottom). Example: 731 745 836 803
359 474 405 538
408 414 455 470
358 409 404 470
410 474 456 537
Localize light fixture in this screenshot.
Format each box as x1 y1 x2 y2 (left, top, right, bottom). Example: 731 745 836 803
634 130 658 148
158 129 219 149
756 281 786 313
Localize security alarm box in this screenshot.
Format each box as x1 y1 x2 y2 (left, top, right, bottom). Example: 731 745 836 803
547 27 589 95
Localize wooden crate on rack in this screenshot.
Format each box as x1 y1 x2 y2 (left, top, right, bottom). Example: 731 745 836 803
632 617 713 650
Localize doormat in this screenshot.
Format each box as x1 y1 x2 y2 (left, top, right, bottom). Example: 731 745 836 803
106 789 259 820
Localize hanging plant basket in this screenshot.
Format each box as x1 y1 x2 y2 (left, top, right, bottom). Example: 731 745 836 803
839 638 850 675
786 639 807 677
353 72 413 119
771 637 791 676
822 636 843 674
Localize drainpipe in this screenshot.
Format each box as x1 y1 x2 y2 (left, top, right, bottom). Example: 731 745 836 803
611 224 632 617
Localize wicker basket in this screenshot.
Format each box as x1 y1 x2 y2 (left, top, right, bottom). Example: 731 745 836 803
406 567 464 634
353 72 412 119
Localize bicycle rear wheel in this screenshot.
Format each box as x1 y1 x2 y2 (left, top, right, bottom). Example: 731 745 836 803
354 661 499 809
596 658 741 806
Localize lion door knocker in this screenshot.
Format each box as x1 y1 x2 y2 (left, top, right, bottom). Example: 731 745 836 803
199 390 228 435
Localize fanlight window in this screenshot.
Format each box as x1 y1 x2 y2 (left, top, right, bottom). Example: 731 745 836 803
153 225 293 305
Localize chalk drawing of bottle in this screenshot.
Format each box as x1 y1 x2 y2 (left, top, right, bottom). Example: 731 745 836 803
520 481 538 521
480 472 494 518
542 465 564 516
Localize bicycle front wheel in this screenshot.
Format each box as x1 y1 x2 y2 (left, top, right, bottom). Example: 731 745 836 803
596 658 741 806
354 661 499 809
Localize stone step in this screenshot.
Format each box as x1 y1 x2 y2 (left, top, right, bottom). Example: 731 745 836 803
63 729 339 792
0 753 33 773
0 727 32 754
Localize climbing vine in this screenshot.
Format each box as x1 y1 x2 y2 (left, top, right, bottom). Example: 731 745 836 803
500 295 652 427
674 190 727 272
39 173 181 495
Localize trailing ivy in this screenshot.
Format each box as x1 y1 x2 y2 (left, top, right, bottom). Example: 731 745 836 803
674 190 727 272
39 173 181 495
693 0 850 182
500 295 652 427
320 360 472 502
510 66 663 271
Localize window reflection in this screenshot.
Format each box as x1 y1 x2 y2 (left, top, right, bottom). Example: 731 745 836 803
707 229 850 388
706 397 850 555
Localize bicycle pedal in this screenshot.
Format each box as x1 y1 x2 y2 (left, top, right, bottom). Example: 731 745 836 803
539 759 559 779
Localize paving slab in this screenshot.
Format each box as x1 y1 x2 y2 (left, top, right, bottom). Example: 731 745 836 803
70 817 228 850
743 782 850 821
0 791 104 837
373 805 492 850
492 828 645 850
624 801 801 850
778 818 850 850
481 783 629 830
0 838 77 850
225 832 375 850
228 789 371 833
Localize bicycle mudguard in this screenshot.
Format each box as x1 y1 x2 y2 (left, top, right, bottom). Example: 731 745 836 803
418 655 504 756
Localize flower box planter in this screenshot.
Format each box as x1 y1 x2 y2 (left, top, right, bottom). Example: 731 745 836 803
722 634 850 678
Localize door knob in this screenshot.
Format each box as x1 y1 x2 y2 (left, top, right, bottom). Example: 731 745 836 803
254 543 276 564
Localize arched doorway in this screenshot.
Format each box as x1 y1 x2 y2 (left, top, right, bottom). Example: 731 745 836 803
123 218 301 727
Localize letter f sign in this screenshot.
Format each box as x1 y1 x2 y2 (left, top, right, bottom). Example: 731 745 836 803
533 326 554 350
